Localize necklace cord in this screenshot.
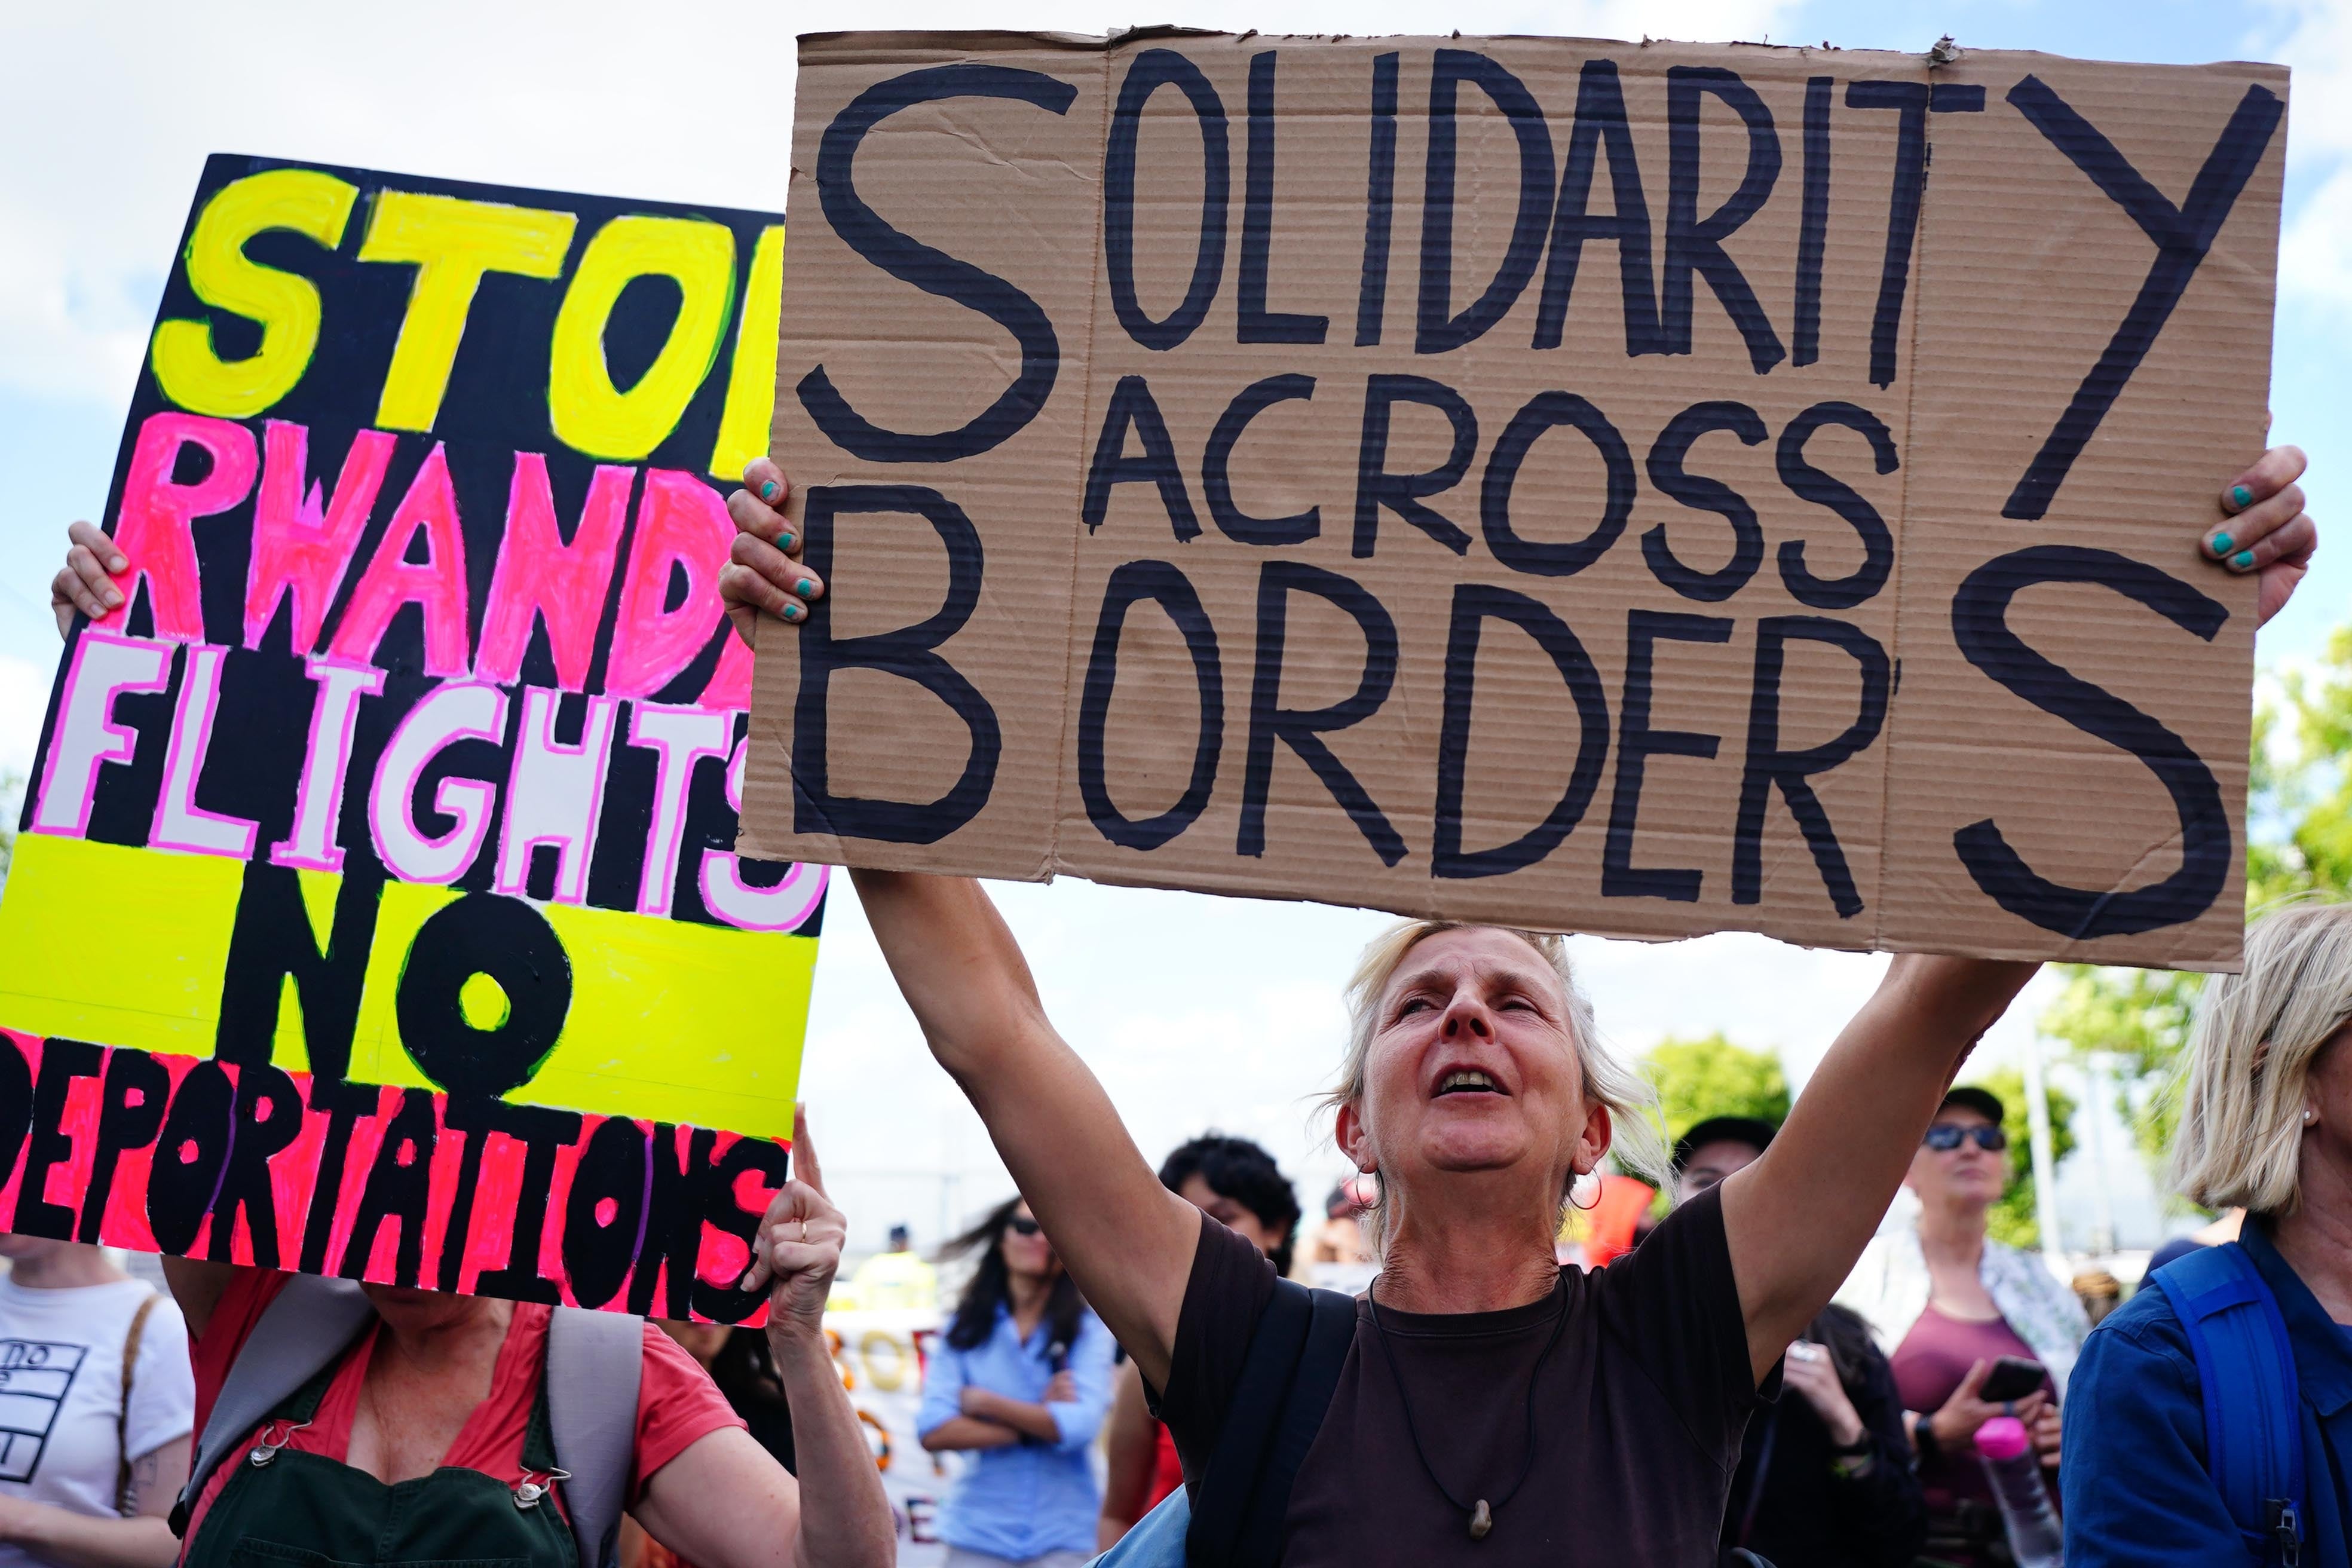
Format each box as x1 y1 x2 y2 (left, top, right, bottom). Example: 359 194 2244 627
1365 1274 1571 1527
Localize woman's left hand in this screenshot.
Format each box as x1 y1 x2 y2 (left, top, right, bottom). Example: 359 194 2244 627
2204 445 2316 626
1782 1341 1867 1448
743 1104 846 1340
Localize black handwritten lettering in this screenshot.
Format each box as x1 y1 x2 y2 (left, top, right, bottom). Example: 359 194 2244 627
1078 562 1224 851
2001 76 2282 519
1950 546 2231 936
1434 584 1611 879
1734 617 1889 915
794 486 1000 843
1239 562 1404 865
1353 374 1477 558
799 65 1076 461
1535 60 1662 356
1604 611 1732 901
1418 51 1556 354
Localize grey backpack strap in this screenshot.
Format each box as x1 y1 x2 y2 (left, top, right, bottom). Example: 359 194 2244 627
546 1307 644 1568
172 1275 374 1535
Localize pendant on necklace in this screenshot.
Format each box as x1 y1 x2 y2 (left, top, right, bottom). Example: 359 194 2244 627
1469 1499 1493 1540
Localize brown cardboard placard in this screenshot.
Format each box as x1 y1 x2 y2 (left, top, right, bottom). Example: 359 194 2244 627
743 30 2286 970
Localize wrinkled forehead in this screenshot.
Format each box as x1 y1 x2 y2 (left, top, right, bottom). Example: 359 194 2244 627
1381 926 1571 1011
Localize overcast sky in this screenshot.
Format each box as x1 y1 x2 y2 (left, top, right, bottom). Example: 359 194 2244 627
0 0 2340 1249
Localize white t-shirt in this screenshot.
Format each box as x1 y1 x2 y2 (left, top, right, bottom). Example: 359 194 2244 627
0 1276 193 1562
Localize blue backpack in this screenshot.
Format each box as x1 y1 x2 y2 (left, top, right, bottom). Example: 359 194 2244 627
2149 1242 2307 1566
1091 1278 1356 1568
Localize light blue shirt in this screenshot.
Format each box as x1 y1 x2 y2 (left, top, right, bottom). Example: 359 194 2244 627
916 1301 1114 1560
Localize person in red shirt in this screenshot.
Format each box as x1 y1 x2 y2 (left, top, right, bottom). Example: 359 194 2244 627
161 1107 893 1568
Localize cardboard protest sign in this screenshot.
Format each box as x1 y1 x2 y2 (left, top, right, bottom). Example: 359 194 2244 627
0 155 820 1319
743 31 2286 969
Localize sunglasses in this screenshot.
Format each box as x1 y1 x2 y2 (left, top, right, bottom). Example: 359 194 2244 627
1923 1123 2007 1153
1004 1216 1043 1237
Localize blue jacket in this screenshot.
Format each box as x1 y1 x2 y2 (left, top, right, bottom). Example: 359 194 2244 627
2062 1219 2352 1566
916 1302 1114 1559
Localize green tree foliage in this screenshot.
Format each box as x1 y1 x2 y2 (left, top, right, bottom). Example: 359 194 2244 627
1960 1067 2078 1250
1642 1033 1790 1146
2042 625 2352 1170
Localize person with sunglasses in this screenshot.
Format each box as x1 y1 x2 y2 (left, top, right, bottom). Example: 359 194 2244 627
918 1199 1113 1568
1836 1087 2088 1565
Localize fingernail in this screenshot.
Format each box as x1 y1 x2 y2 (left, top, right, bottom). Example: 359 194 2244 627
796 579 816 596
761 480 780 501
2232 550 2255 569
778 532 794 550
108 556 126 572
2210 532 2233 557
102 589 121 607
782 602 804 621
2230 484 2253 510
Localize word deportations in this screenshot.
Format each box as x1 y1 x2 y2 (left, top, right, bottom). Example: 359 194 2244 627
743 32 2287 970
2 156 817 1315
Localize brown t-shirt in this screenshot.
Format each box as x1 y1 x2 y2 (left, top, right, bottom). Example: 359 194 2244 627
1157 1184 1769 1566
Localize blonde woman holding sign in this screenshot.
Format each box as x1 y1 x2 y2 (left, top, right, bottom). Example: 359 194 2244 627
719 446 2310 1565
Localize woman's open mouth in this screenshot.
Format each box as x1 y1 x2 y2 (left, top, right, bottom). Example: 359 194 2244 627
1435 1069 1504 1096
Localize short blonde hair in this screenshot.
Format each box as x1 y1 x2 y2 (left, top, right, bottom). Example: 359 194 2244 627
2171 901 2352 1216
1321 920 1672 1247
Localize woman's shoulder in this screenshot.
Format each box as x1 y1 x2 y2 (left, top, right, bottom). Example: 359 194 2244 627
2075 1284 2195 1383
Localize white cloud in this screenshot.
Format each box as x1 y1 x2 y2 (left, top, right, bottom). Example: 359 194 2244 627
0 0 1792 406
2249 0 2352 308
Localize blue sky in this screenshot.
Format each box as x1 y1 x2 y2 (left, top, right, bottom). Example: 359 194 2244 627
0 0 2336 1247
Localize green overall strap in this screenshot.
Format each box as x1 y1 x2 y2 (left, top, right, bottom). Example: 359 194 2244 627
172 1276 375 1538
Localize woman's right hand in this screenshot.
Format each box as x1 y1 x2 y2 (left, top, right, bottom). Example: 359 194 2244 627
1925 1358 2048 1453
720 458 824 647
49 520 125 638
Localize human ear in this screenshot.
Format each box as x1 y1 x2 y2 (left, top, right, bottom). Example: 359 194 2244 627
1575 1100 1612 1178
1336 1101 1376 1173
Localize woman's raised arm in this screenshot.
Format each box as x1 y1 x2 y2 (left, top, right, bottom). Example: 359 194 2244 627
721 458 1199 1382
1716 954 2036 1382
846 869 1201 1383
1720 443 2317 1383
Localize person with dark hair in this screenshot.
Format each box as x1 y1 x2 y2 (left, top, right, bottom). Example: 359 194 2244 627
917 1199 1113 1568
1668 1121 1926 1568
1099 1137 1301 1549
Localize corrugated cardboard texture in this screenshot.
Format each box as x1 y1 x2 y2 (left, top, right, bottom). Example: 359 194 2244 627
745 32 2284 969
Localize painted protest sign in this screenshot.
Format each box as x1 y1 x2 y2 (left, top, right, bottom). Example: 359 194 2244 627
0 155 820 1319
742 32 2286 969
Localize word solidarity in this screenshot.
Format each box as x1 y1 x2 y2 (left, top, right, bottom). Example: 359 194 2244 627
743 32 2286 969
2 156 819 1315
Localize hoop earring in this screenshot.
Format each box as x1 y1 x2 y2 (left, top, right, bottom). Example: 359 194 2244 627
1566 1174 1600 1212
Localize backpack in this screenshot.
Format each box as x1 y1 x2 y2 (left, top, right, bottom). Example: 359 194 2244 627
2149 1242 2307 1566
171 1275 644 1568
1091 1278 1356 1568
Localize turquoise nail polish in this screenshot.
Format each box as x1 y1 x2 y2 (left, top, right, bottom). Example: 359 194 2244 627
2232 550 2255 569
783 602 804 621
779 532 794 550
761 480 780 501
797 579 816 596
2211 532 2233 556
2230 484 2253 510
